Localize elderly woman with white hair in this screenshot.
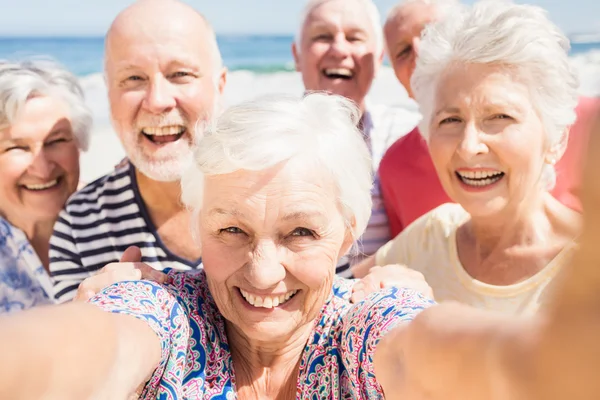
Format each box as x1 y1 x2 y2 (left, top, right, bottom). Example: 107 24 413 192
0 93 432 399
0 59 91 314
354 0 581 315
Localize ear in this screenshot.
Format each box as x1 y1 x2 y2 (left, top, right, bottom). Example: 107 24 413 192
217 67 228 95
292 42 301 72
339 215 358 257
545 128 570 165
373 49 385 77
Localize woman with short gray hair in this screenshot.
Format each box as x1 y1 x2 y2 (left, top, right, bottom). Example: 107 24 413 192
355 0 581 315
0 93 432 399
0 58 91 314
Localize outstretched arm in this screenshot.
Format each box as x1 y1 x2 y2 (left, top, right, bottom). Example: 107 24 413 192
375 112 600 399
0 303 160 399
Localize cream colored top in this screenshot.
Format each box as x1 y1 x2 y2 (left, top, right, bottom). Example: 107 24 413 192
375 203 576 315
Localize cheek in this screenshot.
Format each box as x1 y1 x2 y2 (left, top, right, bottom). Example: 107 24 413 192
0 158 25 195
288 242 338 289
180 83 216 121
110 91 141 123
53 146 80 183
200 236 244 282
428 134 456 165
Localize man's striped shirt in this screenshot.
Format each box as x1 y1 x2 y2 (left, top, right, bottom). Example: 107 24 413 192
49 163 202 303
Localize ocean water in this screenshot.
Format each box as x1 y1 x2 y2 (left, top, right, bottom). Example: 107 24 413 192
1 35 599 124
0 35 599 180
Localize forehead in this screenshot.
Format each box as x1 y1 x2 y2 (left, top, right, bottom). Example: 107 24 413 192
105 21 214 72
1 96 72 141
435 64 532 108
385 3 436 38
202 159 338 216
303 0 375 33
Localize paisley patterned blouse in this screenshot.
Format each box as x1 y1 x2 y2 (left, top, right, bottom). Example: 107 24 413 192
0 217 55 314
91 270 432 399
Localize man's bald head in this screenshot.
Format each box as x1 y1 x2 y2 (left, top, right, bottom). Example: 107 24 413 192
103 0 227 182
383 0 458 98
105 0 222 76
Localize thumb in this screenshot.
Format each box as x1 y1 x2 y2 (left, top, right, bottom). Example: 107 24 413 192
120 246 142 263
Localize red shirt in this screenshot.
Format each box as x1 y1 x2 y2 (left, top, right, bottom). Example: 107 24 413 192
379 97 599 237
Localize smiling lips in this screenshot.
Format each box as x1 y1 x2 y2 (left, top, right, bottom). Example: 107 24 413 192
323 67 354 80
239 288 298 309
22 179 60 191
141 125 186 144
456 170 505 187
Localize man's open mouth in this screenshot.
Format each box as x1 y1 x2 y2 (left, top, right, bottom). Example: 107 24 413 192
141 125 186 144
323 67 354 80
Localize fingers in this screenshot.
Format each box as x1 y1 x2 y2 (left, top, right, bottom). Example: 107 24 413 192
120 246 142 263
136 263 168 284
74 264 142 302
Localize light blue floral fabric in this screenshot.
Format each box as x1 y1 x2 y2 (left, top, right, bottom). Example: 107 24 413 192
0 217 55 314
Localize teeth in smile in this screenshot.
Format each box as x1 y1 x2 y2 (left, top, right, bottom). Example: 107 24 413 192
24 179 58 190
142 125 185 136
239 288 298 309
457 170 504 187
324 68 353 78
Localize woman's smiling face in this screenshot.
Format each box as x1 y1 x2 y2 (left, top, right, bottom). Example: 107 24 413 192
199 156 353 343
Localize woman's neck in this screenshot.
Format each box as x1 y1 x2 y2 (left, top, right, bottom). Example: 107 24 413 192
458 192 580 285
226 321 313 399
3 213 55 271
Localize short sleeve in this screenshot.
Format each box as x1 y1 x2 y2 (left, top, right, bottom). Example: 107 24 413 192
339 287 434 397
89 280 188 398
373 204 433 266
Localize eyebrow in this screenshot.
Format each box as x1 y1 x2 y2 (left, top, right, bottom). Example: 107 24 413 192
434 107 462 117
208 208 326 222
281 210 327 222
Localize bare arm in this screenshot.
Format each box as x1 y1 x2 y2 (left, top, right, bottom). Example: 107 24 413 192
351 255 376 278
374 112 600 399
0 303 161 399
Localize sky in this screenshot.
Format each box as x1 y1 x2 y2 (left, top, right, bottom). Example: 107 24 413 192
0 0 598 37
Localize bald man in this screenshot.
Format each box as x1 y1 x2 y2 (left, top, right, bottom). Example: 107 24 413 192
49 0 227 303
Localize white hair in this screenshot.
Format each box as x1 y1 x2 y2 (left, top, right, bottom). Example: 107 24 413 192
0 58 92 151
295 0 384 56
181 92 373 241
411 0 579 189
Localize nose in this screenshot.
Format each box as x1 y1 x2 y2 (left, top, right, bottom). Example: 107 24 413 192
457 122 488 160
245 240 286 290
329 35 352 58
28 147 56 179
143 75 177 114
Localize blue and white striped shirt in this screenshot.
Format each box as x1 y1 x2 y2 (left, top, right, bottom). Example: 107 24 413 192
49 163 202 303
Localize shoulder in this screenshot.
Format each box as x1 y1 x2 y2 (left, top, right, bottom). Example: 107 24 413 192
396 203 467 242
366 103 421 142
64 163 133 210
335 287 433 396
375 203 467 265
379 128 424 170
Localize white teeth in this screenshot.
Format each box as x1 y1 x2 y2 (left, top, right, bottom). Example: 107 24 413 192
457 170 504 187
24 179 58 190
239 288 298 309
457 170 503 180
324 68 353 78
141 125 185 136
